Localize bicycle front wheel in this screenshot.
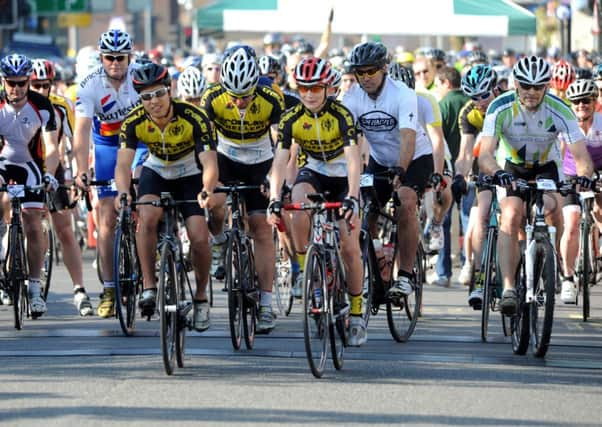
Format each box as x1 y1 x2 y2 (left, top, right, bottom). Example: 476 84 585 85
511 250 530 355
359 230 374 326
303 245 328 378
175 267 187 369
530 240 557 358
40 217 53 301
273 228 293 316
159 244 178 375
113 227 139 336
481 227 497 342
329 265 347 371
243 242 257 350
580 223 594 322
9 226 26 329
225 234 243 350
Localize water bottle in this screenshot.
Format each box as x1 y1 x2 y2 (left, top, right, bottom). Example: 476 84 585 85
313 287 322 308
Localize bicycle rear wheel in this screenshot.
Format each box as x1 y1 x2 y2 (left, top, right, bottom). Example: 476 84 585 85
243 242 257 350
530 240 557 358
480 228 497 342
113 227 139 336
303 245 328 378
159 244 178 375
386 246 422 342
511 252 530 355
40 218 53 301
225 234 243 350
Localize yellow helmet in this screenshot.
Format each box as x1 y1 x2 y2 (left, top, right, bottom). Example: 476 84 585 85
396 51 415 64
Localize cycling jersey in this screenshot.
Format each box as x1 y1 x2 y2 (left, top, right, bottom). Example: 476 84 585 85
120 99 216 180
200 83 284 164
342 76 422 168
482 91 583 168
49 93 74 142
562 112 602 175
75 64 140 146
277 98 357 177
0 90 57 172
416 90 450 165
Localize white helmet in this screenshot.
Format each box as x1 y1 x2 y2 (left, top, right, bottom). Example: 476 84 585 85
178 66 206 99
513 55 551 86
220 46 259 95
566 79 597 101
98 29 133 54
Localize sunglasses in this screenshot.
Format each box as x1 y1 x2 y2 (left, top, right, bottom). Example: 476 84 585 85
139 87 169 101
471 92 491 102
32 82 51 90
519 83 546 91
354 68 380 78
102 54 127 63
571 98 593 105
298 85 326 95
4 79 28 88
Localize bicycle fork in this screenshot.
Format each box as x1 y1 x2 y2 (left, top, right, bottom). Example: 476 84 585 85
524 224 556 303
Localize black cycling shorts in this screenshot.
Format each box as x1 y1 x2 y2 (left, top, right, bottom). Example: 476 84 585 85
504 161 559 199
217 153 271 214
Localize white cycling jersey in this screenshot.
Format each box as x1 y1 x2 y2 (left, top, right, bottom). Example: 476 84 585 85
416 89 452 165
74 64 140 145
343 76 429 168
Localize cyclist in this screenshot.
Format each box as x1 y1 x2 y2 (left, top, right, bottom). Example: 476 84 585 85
30 58 93 316
267 57 365 346
72 29 144 318
455 64 504 306
478 55 594 315
115 62 218 328
343 42 424 300
200 45 285 333
201 53 221 87
549 60 575 102
0 54 60 317
559 79 602 303
413 55 436 92
177 66 206 106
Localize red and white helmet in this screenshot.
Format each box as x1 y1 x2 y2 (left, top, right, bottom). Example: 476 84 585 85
551 60 575 91
293 57 331 87
31 59 56 81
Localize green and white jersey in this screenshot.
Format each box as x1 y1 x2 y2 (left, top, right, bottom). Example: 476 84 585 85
481 91 583 168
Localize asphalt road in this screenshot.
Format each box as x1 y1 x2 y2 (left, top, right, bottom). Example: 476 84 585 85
1 250 602 427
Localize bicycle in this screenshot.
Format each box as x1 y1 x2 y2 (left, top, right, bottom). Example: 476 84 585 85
511 178 564 358
0 183 46 329
284 193 351 378
473 175 510 342
273 225 294 316
136 192 198 375
359 172 423 343
213 183 261 351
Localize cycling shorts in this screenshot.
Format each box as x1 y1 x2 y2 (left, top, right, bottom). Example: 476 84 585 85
0 159 44 209
217 153 271 214
94 141 148 199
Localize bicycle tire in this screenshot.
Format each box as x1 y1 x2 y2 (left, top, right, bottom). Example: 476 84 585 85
359 230 374 326
208 274 214 307
303 244 328 378
386 245 421 343
580 223 594 322
243 241 257 350
9 226 26 329
40 218 53 301
225 233 243 350
481 227 497 342
329 262 346 371
113 226 139 336
273 228 294 316
175 266 187 369
159 244 178 375
531 239 557 358
512 251 530 355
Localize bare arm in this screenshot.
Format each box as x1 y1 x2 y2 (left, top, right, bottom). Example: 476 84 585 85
42 129 60 175
344 144 361 199
477 135 501 175
455 133 476 177
270 148 291 201
400 128 416 170
73 116 92 178
199 150 219 194
567 139 594 177
114 147 135 196
426 124 446 174
314 8 333 59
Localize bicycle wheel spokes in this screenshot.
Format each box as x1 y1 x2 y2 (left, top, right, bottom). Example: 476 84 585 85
159 245 177 375
226 236 243 350
40 218 53 301
303 246 328 378
387 246 421 343
114 227 137 336
530 243 556 358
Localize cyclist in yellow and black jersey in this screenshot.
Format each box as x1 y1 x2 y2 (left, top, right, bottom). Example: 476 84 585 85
268 57 365 346
115 63 218 331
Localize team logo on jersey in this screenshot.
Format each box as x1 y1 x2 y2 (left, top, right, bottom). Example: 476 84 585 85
303 122 312 130
147 125 155 133
322 119 332 132
226 102 234 110
169 124 183 136
250 103 259 115
101 94 117 113
546 123 557 133
358 111 396 132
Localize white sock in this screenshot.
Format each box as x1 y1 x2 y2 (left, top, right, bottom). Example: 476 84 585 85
260 291 272 307
28 278 41 295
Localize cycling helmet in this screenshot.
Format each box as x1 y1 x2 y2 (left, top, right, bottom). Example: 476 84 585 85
425 48 446 62
223 44 256 61
388 62 415 89
461 64 497 97
31 59 56 81
220 46 259 95
98 29 133 54
396 51 415 64
263 32 282 46
566 79 597 101
326 67 342 88
550 60 575 90
348 42 387 69
132 62 171 93
293 57 331 86
575 67 593 80
594 63 602 80
296 42 315 56
0 54 33 78
177 66 206 98
513 55 551 85
467 50 489 65
258 55 282 76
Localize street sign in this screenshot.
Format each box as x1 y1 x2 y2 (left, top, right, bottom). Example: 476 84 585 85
57 12 92 27
35 0 89 15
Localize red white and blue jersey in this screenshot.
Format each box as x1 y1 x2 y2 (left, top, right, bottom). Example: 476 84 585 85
74 64 140 146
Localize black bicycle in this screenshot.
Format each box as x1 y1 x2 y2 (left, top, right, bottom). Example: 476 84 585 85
359 172 423 343
213 183 261 351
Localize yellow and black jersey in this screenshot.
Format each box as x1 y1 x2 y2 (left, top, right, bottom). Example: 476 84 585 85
200 83 284 164
49 93 74 142
458 100 484 136
120 100 216 179
278 98 357 177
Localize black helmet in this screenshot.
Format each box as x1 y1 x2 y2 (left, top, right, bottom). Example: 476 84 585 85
388 62 415 89
132 62 171 93
348 42 387 69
